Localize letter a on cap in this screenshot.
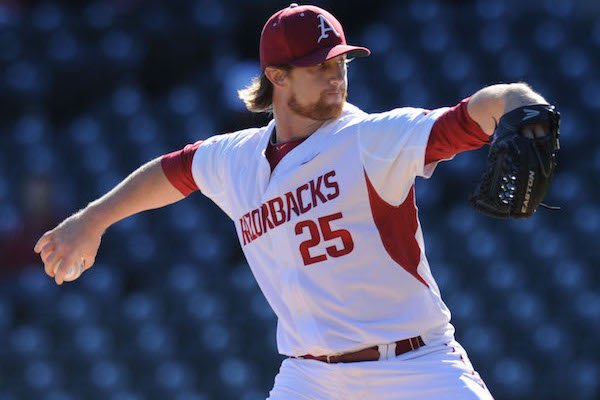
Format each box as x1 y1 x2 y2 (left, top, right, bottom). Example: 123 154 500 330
317 14 340 43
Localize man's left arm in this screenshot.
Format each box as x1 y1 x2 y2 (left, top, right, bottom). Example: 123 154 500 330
425 82 551 166
467 82 549 137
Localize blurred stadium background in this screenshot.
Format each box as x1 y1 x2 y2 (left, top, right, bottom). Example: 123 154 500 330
0 0 598 399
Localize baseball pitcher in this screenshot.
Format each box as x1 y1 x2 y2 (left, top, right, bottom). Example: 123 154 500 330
35 4 559 399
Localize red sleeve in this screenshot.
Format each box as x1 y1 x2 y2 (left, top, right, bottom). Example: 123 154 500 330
160 141 203 196
424 97 490 165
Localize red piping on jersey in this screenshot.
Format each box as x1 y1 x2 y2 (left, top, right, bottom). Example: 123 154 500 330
364 173 428 287
161 141 203 196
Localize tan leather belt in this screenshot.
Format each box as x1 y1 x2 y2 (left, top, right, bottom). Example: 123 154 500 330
298 336 425 363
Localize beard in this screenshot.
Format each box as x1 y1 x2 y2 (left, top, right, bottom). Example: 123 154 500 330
287 88 347 121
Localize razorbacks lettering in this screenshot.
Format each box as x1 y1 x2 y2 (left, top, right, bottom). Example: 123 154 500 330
240 170 339 245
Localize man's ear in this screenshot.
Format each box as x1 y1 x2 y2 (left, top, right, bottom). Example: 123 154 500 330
265 67 288 88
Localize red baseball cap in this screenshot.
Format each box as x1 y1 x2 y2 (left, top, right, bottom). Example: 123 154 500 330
260 3 371 70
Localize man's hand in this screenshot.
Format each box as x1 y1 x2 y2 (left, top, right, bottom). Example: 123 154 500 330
34 211 103 285
521 123 548 139
470 104 560 218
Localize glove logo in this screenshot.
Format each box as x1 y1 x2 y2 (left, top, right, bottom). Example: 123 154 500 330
523 108 540 120
521 170 536 213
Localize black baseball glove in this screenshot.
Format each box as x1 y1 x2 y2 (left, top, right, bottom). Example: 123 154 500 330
470 104 560 218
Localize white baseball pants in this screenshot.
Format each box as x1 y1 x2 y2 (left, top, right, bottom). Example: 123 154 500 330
267 340 494 400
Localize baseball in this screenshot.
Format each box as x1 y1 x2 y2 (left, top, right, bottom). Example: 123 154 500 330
61 259 84 282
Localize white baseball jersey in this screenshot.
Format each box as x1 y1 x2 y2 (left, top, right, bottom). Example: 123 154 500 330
162 101 488 357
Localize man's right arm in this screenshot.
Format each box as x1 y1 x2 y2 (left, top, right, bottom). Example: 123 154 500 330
34 157 186 285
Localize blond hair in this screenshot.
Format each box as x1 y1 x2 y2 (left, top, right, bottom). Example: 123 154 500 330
237 73 274 113
238 66 291 114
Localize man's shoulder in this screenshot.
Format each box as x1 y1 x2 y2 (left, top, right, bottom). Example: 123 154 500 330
342 103 441 123
203 122 272 148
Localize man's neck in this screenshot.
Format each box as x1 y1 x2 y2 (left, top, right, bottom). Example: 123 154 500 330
272 109 327 144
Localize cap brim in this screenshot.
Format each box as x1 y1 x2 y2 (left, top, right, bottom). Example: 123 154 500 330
290 44 371 67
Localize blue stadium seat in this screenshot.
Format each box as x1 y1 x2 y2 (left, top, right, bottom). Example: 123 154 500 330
445 289 484 323
559 47 590 80
168 85 201 116
0 27 21 63
56 291 96 323
219 357 251 389
68 115 102 146
200 322 231 353
100 29 143 65
532 322 570 354
89 359 129 391
31 3 64 33
122 291 164 324
174 391 210 400
581 79 600 111
507 291 546 326
492 357 534 398
192 0 229 30
110 391 145 400
460 323 504 362
441 51 474 83
250 292 275 322
79 263 124 303
126 113 160 146
499 48 532 80
167 262 202 295
181 112 216 142
135 323 175 358
485 261 524 292
154 360 195 393
47 30 79 64
360 23 395 56
382 51 417 84
222 62 262 112
571 359 600 398
542 0 574 18
466 227 501 259
534 21 565 51
73 324 114 358
419 22 450 53
572 203 600 234
408 0 441 23
186 291 223 324
475 0 507 20
168 202 202 233
13 114 50 145
125 232 158 263
41 391 75 400
551 258 587 291
529 228 562 259
112 85 143 117
23 359 62 391
573 290 600 323
478 23 508 53
10 325 50 357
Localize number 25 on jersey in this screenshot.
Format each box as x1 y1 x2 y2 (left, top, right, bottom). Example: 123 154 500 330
294 212 354 266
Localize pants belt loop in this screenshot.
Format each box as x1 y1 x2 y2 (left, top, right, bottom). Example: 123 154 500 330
377 342 396 361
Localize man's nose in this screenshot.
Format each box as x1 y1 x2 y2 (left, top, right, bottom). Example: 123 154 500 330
330 64 345 86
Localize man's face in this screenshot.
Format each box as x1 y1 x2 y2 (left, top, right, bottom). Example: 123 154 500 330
285 55 349 121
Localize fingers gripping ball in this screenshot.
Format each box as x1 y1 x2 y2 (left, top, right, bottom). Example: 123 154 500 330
58 259 85 282
470 104 560 218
